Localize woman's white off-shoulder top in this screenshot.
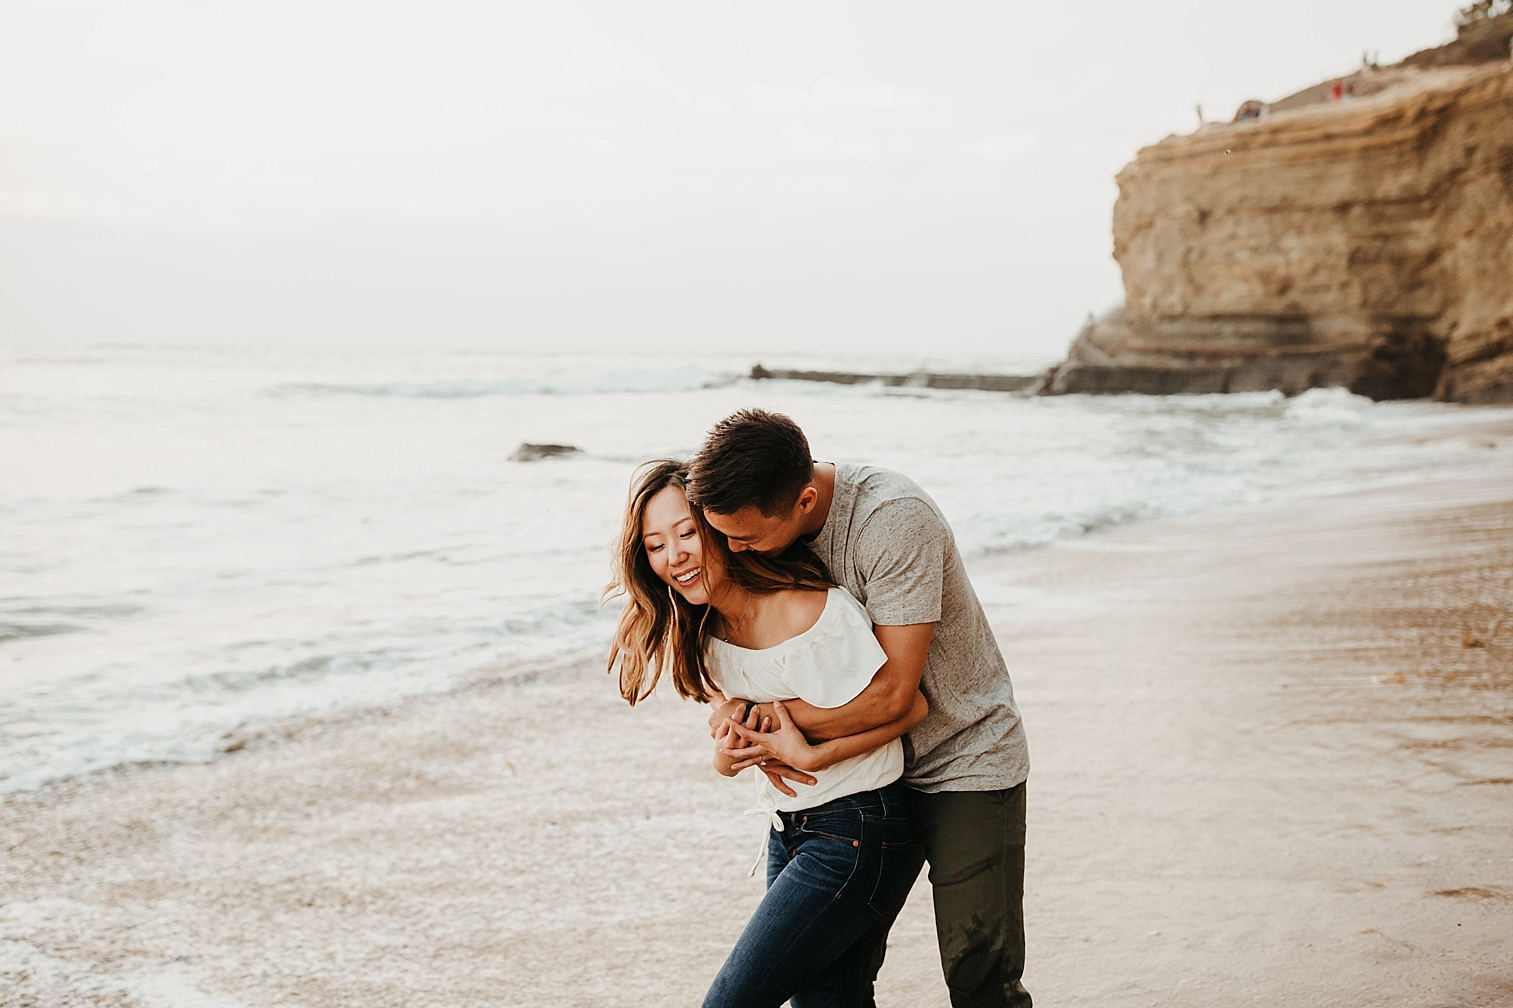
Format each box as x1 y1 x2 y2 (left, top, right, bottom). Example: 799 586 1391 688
705 587 903 819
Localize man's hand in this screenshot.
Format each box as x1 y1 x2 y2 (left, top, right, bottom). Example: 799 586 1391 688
723 699 829 773
712 702 818 797
742 761 816 798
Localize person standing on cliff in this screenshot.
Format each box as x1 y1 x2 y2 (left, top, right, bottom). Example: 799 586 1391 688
689 409 1032 1008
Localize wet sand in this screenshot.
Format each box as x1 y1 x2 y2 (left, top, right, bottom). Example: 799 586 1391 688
4 446 1512 1007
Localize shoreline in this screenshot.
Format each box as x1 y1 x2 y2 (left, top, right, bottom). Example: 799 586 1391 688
8 394 1509 804
4 444 1513 1006
8 351 1512 804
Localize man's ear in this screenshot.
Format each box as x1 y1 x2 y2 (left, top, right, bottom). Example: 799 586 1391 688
794 485 819 514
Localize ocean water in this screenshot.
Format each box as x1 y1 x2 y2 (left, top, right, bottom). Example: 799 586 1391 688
2 344 1507 795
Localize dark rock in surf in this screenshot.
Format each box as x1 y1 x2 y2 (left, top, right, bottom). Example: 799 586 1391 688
510 443 584 462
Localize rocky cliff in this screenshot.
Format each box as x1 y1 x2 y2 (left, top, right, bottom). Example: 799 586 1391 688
1042 47 1513 403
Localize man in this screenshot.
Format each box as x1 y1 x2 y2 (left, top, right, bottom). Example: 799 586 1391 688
687 408 1031 1008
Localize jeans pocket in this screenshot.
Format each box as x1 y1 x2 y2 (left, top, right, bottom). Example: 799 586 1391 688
788 826 863 899
797 808 865 847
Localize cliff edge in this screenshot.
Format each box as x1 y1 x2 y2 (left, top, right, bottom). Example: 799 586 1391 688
1041 30 1513 403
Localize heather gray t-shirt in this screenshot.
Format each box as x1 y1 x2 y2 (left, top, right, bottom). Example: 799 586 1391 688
809 462 1028 793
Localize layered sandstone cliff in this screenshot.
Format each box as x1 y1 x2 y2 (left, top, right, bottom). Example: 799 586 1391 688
1041 54 1513 403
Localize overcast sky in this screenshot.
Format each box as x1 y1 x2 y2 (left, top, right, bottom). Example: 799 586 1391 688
0 1 1464 361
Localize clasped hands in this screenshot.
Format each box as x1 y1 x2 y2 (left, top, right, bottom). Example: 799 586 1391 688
708 696 825 797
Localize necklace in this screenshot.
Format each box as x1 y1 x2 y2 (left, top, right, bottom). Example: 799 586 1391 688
720 593 753 644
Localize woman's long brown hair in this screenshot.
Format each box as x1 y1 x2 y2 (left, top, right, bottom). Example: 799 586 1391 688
604 459 834 705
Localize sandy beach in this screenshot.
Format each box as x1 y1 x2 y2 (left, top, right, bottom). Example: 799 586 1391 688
4 434 1511 1008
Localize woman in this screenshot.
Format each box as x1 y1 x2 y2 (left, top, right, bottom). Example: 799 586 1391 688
606 459 928 1008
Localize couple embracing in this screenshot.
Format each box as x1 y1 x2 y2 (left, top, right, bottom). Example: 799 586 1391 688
608 409 1030 1008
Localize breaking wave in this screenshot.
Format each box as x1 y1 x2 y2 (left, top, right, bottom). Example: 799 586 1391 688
273 365 737 398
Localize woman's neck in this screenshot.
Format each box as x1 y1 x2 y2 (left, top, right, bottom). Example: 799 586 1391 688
707 583 753 636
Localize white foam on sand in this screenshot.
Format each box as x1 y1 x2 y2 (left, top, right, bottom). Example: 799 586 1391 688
2 901 255 1008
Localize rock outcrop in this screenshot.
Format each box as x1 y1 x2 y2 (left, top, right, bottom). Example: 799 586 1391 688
509 443 583 462
1042 37 1513 403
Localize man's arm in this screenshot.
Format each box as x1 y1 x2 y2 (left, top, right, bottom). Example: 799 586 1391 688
724 691 929 772
752 621 934 742
755 494 947 741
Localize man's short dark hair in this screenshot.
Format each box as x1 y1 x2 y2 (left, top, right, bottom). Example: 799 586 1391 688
687 409 814 517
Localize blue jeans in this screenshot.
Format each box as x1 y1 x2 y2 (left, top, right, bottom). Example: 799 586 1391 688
702 781 914 1008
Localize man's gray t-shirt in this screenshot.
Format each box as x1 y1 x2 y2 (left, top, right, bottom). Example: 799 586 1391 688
809 462 1028 793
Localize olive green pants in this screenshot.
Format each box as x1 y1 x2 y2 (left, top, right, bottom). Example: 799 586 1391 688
836 782 1031 1008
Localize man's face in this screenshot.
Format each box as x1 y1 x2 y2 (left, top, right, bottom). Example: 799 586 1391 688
702 500 807 555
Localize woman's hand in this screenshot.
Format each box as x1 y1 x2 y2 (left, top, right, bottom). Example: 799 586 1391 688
706 693 743 737
720 700 830 774
710 701 820 796
712 704 768 777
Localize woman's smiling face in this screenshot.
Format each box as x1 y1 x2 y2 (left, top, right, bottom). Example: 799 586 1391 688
641 485 714 605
